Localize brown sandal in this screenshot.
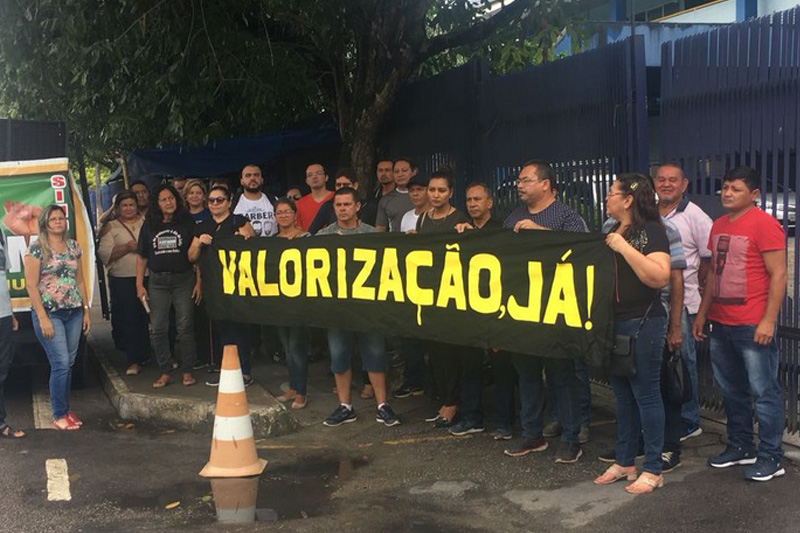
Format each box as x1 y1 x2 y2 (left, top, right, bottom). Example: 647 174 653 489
152 375 173 389
276 389 297 403
594 464 637 485
182 374 196 386
291 395 307 409
625 472 664 494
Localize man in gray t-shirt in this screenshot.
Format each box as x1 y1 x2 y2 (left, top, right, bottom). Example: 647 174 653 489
375 157 417 232
317 187 401 429
0 230 23 438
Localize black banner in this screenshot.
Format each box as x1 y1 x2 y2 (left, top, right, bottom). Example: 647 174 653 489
200 229 614 362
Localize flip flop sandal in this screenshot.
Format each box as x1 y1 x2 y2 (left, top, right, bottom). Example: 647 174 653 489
182 376 197 386
291 396 307 410
67 410 83 426
152 376 173 389
52 418 80 431
0 425 26 439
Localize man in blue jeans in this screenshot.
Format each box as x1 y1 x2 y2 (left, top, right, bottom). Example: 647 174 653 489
693 166 787 482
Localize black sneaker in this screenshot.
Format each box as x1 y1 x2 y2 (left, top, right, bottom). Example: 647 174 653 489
598 447 645 463
493 428 512 441
376 404 401 427
743 456 785 481
193 361 209 370
449 420 485 436
425 413 443 423
205 375 220 387
680 426 703 442
707 446 757 468
243 375 254 387
323 405 357 427
504 437 548 457
394 384 425 399
661 451 681 473
554 442 583 464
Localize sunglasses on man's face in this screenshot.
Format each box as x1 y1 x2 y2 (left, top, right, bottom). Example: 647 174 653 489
208 197 228 204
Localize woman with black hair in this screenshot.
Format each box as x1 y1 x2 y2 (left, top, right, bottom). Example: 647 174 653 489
594 173 670 494
416 170 470 428
135 184 198 388
98 190 151 376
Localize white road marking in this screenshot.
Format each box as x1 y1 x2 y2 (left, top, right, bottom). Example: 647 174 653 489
32 373 53 430
46 459 72 501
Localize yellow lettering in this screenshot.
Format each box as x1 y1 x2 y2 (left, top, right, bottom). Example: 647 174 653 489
279 249 303 298
468 254 502 314
256 250 279 296
237 251 257 296
10 278 25 291
405 250 434 307
543 263 582 327
337 248 347 299
507 261 543 322
352 248 377 300
305 248 332 298
377 248 405 302
219 250 237 295
436 250 466 310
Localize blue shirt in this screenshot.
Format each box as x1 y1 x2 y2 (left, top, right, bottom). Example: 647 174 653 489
503 201 587 232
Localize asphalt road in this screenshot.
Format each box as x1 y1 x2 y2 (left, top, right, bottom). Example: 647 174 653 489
3 362 800 533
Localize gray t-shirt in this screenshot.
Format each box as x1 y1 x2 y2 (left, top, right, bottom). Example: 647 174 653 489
316 221 376 236
376 189 412 232
0 231 11 318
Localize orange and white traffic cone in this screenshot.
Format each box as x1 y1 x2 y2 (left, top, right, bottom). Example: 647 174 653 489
210 477 259 523
199 345 267 478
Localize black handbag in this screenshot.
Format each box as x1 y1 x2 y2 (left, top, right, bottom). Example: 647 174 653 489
608 299 656 378
661 345 692 405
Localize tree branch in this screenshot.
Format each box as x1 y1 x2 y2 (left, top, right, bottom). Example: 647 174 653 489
419 0 534 63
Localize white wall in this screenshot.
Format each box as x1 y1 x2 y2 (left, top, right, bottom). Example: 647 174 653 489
759 0 800 16
661 0 736 22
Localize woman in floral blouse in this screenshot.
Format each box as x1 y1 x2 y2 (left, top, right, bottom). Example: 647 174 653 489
24 204 91 431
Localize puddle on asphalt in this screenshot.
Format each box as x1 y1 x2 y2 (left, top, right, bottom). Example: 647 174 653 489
108 455 368 525
212 455 369 524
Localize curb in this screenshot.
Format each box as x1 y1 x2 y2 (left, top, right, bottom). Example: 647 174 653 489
87 337 301 438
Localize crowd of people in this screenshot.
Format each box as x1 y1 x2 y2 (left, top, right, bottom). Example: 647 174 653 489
0 156 787 491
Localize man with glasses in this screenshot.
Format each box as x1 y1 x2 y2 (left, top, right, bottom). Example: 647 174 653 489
233 164 277 237
502 159 588 464
296 163 334 231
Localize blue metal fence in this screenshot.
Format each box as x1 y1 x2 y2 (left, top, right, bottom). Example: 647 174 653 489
661 6 800 432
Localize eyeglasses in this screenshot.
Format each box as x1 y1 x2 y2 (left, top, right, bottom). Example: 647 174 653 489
606 192 627 198
208 197 228 204
516 177 542 186
306 171 325 178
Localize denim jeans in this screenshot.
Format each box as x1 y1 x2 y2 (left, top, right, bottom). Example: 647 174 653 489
545 358 592 428
610 315 667 474
32 308 83 419
0 316 13 426
710 322 784 460
149 271 197 374
327 329 386 374
680 311 701 430
512 354 582 444
278 326 309 395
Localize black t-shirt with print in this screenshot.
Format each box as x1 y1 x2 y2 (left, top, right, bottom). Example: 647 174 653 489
137 217 195 273
194 213 249 239
613 220 670 319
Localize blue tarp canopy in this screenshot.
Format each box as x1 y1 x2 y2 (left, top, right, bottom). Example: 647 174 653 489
124 124 340 180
